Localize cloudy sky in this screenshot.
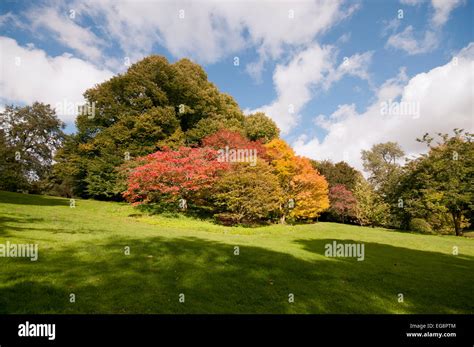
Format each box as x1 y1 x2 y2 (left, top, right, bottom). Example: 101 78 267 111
0 0 473 170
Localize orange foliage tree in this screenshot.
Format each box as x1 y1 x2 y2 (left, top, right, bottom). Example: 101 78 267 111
264 139 329 222
290 156 330 220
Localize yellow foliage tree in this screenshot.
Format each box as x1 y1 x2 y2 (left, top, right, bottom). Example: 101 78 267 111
290 156 330 220
265 139 329 222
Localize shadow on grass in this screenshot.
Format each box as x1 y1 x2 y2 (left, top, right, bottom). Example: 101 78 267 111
0 236 473 314
0 216 50 236
0 191 69 207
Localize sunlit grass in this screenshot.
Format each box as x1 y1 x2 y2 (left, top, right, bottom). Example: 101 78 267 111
0 191 473 313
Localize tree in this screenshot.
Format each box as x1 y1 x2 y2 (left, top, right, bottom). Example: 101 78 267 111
122 146 229 206
243 112 280 143
421 130 473 236
48 134 86 197
361 142 405 195
265 139 329 222
289 157 330 221
396 130 473 236
201 129 267 162
264 138 298 183
328 184 357 223
353 177 389 227
202 129 262 149
0 103 65 192
390 157 444 230
186 113 245 144
55 55 246 199
311 160 361 192
212 161 283 224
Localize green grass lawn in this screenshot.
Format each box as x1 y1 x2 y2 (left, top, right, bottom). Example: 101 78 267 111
0 190 473 314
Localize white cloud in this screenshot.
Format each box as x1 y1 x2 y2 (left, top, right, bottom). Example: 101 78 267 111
293 42 474 172
24 6 106 62
66 0 355 73
326 51 374 87
0 12 27 29
386 26 438 55
337 32 352 44
0 36 113 123
314 103 358 130
248 45 373 134
247 44 334 133
386 0 465 55
0 1 360 130
399 0 463 27
431 0 463 27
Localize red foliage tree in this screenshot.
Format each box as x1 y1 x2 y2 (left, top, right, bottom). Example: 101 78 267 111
123 146 229 205
329 184 357 223
201 129 268 161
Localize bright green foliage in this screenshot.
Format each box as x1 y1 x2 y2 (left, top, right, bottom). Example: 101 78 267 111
212 161 283 224
243 112 280 143
353 177 389 227
395 130 473 235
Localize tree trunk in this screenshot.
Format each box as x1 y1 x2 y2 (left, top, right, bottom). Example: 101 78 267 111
451 212 463 236
280 214 286 224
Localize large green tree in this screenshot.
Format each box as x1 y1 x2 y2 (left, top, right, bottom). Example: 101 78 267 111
361 142 405 197
0 103 65 192
311 160 361 192
395 130 473 235
54 56 246 199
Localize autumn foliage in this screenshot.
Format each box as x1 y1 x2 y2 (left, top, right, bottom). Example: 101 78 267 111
290 157 330 220
264 139 329 222
328 184 357 223
202 129 267 160
122 132 330 224
123 146 229 205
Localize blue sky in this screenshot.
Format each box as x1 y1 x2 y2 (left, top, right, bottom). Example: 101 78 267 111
1 0 473 169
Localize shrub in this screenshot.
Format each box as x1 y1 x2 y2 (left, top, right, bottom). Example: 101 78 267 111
409 218 433 234
122 146 229 205
212 161 283 224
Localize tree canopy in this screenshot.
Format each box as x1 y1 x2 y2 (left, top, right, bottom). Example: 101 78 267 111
54 56 276 199
0 103 65 192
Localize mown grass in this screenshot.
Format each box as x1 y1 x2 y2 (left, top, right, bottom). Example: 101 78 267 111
0 190 472 314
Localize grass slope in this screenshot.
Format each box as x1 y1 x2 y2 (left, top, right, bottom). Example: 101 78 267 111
0 191 472 314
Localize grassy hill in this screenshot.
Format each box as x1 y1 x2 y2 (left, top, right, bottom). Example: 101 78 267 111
0 190 472 314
